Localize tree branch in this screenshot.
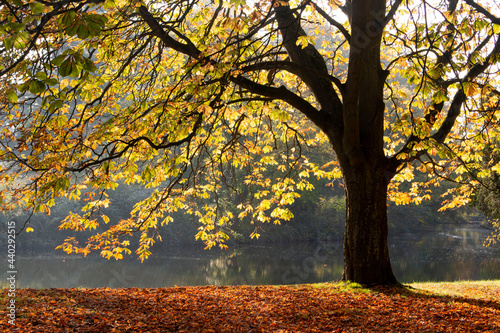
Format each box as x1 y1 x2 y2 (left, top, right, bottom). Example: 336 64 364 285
382 0 404 29
241 60 345 95
464 0 500 24
310 1 351 42
65 112 204 173
273 0 342 129
229 75 330 130
137 4 201 59
389 34 500 174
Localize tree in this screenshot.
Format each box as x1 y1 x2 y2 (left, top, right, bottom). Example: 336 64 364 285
473 143 500 215
471 104 500 245
1 0 500 285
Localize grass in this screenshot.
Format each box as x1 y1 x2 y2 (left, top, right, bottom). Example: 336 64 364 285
310 281 373 293
410 280 500 302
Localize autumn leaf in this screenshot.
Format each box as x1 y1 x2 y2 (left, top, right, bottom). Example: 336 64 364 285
1 282 499 332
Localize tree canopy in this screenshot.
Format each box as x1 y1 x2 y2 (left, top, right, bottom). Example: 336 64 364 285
472 139 500 244
1 0 500 284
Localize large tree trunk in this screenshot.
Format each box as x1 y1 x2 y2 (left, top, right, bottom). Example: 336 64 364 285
274 0 398 285
341 165 398 285
336 0 397 285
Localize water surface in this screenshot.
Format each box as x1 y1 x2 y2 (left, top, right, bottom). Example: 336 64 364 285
5 225 500 288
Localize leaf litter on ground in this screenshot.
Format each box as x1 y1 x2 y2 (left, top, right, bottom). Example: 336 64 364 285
1 281 499 332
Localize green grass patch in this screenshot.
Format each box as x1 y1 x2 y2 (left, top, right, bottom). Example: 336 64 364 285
306 281 374 294
410 280 500 302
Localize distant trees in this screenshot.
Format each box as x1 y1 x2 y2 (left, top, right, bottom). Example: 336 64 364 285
472 138 500 244
473 145 500 219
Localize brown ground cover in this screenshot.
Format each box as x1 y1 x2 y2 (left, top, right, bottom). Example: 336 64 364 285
1 281 499 332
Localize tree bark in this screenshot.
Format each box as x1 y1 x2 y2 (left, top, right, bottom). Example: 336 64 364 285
336 0 398 285
341 164 398 285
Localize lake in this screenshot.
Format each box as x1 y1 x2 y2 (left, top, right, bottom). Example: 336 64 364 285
4 225 500 288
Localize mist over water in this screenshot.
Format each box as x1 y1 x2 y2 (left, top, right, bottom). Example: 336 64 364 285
4 225 500 288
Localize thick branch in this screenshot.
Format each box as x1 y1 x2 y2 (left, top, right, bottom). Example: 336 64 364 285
434 36 500 143
382 0 403 29
464 0 500 24
389 35 500 174
273 1 342 113
241 60 345 95
230 75 330 130
310 1 351 42
137 5 201 58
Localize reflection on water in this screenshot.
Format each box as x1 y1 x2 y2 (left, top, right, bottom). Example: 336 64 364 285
390 226 500 282
3 226 500 288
